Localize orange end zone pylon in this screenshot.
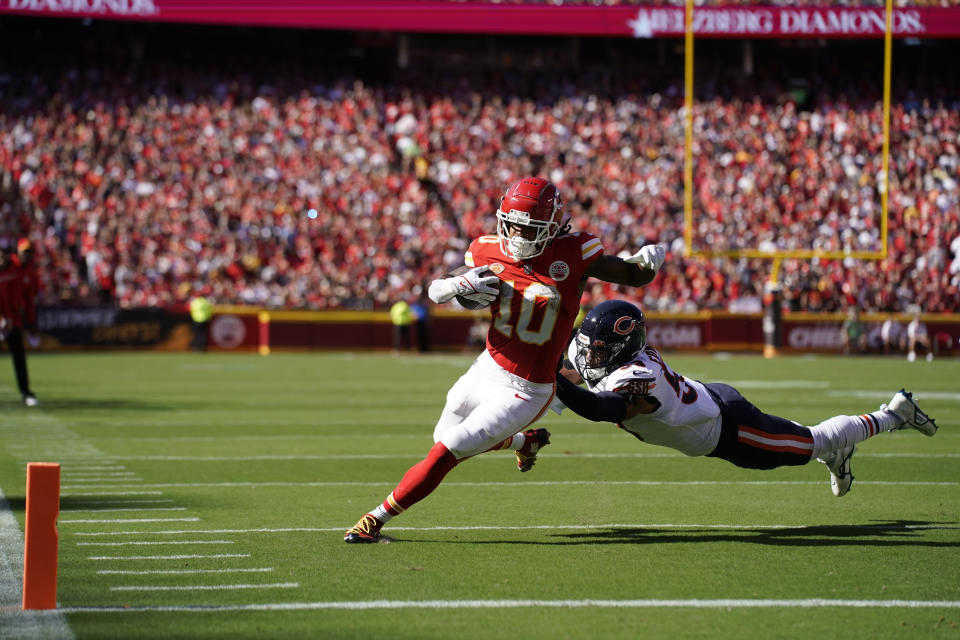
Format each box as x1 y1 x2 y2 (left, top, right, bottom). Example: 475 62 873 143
22 462 60 610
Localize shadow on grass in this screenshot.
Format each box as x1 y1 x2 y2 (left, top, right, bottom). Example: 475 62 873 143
5 398 181 412
409 520 960 547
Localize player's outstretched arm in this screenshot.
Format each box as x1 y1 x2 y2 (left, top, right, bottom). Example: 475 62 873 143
555 367 661 423
586 244 665 287
555 374 629 423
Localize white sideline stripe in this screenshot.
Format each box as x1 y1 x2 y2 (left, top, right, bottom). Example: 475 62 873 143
70 522 960 537
1 488 75 639
110 582 299 592
63 507 186 514
53 598 960 613
88 554 251 561
77 540 235 547
60 517 200 524
98 568 274 575
55 480 960 490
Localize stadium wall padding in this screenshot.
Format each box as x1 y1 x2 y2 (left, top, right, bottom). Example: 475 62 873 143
10 306 958 354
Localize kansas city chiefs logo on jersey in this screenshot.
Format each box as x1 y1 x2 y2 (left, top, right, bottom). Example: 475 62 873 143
549 260 570 281
488 263 506 275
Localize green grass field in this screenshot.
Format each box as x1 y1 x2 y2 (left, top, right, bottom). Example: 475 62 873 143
0 351 957 639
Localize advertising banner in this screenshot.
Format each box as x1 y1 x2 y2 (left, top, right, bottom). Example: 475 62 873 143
2 2 959 38
35 307 190 349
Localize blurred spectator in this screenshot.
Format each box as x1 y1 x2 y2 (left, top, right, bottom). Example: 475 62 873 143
390 298 415 354
880 316 905 355
189 293 213 352
841 307 868 354
410 293 432 353
906 308 933 362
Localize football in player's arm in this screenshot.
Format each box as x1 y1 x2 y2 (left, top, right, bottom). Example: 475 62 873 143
344 177 665 543
555 300 939 498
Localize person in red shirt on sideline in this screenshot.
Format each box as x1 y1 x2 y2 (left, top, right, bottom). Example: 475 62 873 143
0 243 37 406
344 177 666 543
13 238 40 346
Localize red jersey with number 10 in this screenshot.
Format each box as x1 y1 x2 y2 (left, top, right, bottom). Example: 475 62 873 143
464 232 604 383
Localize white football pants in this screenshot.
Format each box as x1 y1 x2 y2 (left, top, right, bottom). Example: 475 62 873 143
433 350 555 459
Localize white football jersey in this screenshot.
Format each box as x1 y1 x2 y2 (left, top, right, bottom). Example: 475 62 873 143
566 342 722 456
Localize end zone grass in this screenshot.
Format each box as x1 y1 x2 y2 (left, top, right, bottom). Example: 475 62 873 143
0 351 958 639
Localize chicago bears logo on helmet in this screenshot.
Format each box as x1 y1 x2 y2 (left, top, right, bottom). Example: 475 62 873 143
613 316 636 336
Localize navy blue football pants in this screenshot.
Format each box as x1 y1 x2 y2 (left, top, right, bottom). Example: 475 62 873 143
704 383 815 470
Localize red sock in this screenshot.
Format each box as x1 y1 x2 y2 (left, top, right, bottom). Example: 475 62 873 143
386 442 459 513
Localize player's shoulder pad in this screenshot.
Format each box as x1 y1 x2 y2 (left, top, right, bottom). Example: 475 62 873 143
466 235 500 263
576 232 603 262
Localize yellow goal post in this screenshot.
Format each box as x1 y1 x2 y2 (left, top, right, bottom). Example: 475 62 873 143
680 0 895 286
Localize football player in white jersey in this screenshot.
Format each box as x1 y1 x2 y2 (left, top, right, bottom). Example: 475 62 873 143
555 300 939 497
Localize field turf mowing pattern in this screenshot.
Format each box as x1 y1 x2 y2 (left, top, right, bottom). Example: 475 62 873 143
0 351 958 639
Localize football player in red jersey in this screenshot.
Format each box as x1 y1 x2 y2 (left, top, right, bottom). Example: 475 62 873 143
345 177 666 543
0 243 37 406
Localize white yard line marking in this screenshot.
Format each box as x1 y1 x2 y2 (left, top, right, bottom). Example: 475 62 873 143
54 598 960 613
78 541 235 547
826 390 960 401
60 517 200 524
109 582 298 592
54 480 960 490
726 380 831 389
61 491 163 497
70 522 960 537
98 568 274 576
63 472 138 476
63 500 173 506
62 507 186 514
88 554 251 561
62 478 144 483
53 452 960 462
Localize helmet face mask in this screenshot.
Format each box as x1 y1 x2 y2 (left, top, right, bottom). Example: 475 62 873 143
496 177 565 260
574 301 647 386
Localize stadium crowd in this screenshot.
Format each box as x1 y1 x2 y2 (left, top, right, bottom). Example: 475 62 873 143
0 30 958 315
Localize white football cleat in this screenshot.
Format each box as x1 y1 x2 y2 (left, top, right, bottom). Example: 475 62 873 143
817 445 855 497
882 389 938 437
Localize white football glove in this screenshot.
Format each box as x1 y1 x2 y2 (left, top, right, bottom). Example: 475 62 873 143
625 244 666 273
428 266 500 304
453 266 500 298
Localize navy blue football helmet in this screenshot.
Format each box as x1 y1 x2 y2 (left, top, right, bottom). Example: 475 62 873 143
574 300 647 386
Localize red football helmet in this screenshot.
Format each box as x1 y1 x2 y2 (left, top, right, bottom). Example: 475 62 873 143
496 177 567 260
